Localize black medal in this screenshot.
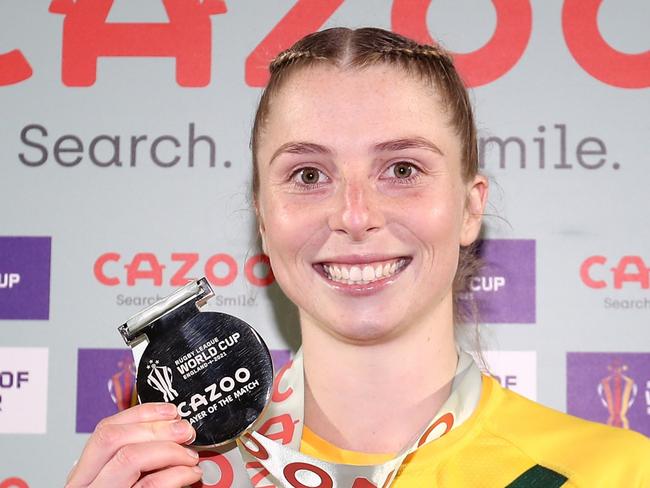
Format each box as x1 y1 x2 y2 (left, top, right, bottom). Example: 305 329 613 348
118 278 274 446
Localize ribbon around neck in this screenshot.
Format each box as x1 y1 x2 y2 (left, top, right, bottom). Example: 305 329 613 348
207 349 482 488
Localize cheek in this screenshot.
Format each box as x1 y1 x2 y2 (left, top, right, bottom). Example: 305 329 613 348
395 189 465 243
260 197 326 272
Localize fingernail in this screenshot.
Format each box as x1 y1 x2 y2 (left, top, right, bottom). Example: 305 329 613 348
156 403 177 417
187 427 197 444
172 419 191 435
193 465 204 475
185 447 199 458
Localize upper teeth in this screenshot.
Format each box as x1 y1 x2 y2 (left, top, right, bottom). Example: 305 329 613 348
322 258 406 285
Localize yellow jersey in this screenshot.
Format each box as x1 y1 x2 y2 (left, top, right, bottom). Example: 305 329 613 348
300 375 650 487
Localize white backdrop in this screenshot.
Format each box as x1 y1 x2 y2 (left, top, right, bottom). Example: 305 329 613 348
0 1 648 486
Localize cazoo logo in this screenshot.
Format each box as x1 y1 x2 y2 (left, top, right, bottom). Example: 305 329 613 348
0 0 647 88
580 255 649 289
93 252 274 287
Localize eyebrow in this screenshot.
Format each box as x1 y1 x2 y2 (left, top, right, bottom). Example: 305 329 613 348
269 142 333 165
268 136 443 165
373 137 444 156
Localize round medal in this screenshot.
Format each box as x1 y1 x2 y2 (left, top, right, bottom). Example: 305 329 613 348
119 279 274 446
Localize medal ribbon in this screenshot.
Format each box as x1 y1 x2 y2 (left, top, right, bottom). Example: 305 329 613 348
214 349 482 488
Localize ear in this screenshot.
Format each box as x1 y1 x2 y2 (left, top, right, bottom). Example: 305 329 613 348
460 174 488 246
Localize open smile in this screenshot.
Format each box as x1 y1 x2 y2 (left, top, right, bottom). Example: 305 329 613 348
314 257 412 287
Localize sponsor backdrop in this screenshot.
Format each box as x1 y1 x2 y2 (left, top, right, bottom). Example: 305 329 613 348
0 0 648 486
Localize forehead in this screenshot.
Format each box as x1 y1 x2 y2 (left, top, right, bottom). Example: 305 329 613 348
260 64 458 157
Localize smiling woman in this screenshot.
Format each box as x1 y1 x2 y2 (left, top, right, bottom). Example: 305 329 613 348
66 27 650 488
246 27 649 486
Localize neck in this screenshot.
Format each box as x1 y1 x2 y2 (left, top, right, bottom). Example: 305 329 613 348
300 297 458 453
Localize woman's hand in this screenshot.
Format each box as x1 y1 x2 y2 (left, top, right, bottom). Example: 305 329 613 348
65 402 203 488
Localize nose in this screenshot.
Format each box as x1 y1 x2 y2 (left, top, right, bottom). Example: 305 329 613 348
328 179 385 241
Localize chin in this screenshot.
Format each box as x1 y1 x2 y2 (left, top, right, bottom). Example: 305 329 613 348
321 315 407 345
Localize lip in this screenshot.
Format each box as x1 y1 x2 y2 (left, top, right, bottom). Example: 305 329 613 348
313 256 412 296
317 254 404 266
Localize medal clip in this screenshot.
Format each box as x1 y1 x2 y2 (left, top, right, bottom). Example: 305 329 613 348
118 277 214 346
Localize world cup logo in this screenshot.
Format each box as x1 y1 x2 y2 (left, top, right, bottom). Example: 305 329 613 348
146 360 179 402
597 360 637 429
108 355 138 411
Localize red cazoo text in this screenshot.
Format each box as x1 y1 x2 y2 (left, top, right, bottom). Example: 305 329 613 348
580 255 650 289
0 0 647 88
94 252 274 287
0 478 29 488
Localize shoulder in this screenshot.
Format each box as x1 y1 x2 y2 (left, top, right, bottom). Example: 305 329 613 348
479 375 650 486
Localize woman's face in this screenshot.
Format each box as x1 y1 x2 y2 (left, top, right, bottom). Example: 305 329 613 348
256 64 486 343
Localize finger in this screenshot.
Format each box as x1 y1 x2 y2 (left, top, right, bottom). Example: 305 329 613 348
66 405 179 486
133 465 204 488
99 402 179 426
68 419 195 487
89 441 200 488
65 459 79 486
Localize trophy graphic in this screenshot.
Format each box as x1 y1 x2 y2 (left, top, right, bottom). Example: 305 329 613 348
597 360 637 429
145 360 179 402
108 355 138 411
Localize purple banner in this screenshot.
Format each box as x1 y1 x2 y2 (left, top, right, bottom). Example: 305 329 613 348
0 236 51 320
270 349 291 372
567 352 650 437
76 347 292 433
460 239 536 324
76 348 138 433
